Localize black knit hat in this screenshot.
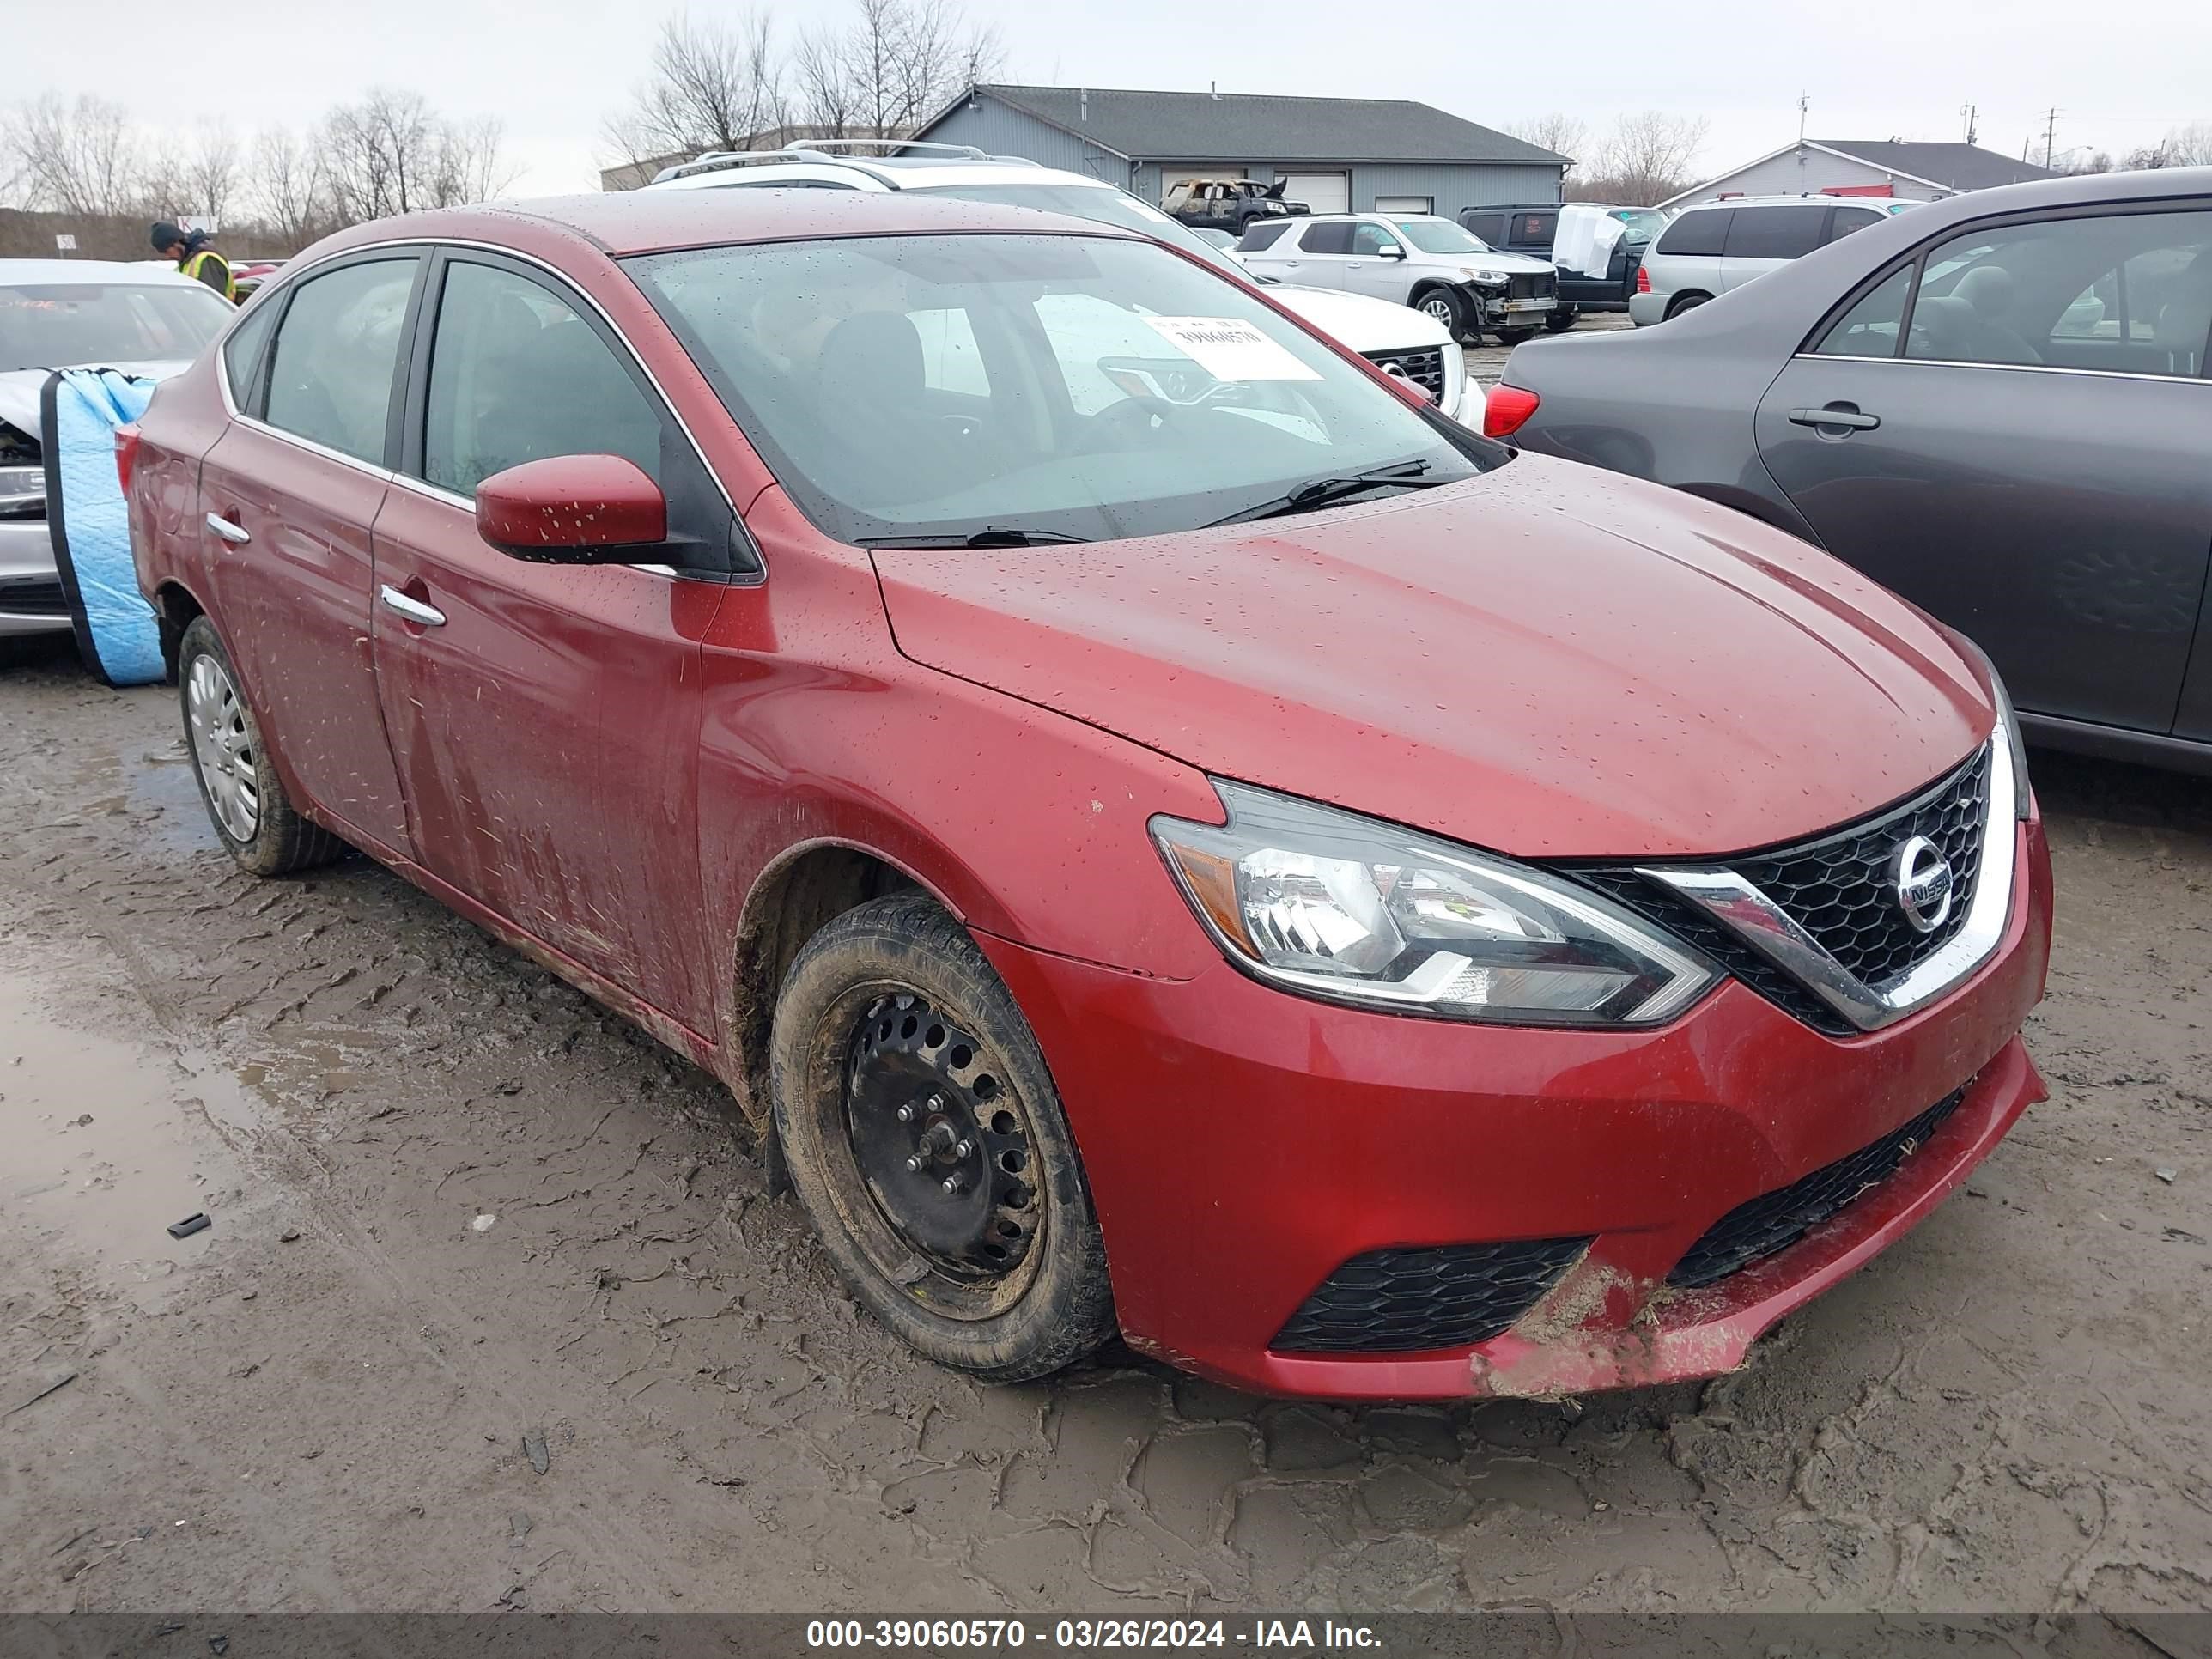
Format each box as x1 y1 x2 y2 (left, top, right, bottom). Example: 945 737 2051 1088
150 220 186 252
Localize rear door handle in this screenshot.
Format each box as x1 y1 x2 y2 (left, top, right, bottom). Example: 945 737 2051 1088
379 584 446 627
1789 405 1881 431
205 512 251 544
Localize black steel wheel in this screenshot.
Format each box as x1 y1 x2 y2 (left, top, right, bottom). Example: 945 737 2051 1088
770 893 1115 1380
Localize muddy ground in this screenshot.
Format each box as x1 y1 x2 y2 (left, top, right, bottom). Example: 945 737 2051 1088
0 633 2205 1616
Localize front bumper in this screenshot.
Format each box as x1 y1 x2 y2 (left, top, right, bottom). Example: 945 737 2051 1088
1467 283 1556 326
0 516 70 638
979 819 2051 1401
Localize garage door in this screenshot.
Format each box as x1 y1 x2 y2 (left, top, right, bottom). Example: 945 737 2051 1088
1279 173 1350 215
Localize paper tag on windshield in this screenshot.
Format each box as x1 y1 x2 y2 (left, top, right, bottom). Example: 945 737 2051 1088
1140 316 1321 382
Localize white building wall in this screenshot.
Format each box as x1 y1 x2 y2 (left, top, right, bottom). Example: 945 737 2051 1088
1671 147 1952 206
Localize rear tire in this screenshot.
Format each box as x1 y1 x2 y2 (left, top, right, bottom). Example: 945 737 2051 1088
1665 291 1711 320
1413 285 1471 341
178 616 345 877
770 892 1115 1382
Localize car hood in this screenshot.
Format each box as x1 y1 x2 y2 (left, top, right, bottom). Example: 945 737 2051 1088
1437 250 1556 276
0 361 189 438
870 456 1990 860
1264 284 1452 353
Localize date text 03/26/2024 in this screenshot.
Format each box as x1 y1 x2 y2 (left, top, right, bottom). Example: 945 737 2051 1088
805 1620 1382 1650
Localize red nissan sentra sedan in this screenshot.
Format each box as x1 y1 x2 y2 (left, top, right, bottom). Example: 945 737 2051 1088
125 191 2051 1401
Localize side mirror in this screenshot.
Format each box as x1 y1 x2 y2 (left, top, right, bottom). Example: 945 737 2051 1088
1379 242 1407 260
475 453 668 563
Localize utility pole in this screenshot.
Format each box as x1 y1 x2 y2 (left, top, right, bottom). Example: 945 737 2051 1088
1960 103 1978 145
2043 107 2060 170
1797 94 1809 146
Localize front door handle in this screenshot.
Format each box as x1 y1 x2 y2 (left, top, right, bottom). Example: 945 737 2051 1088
1789 404 1881 431
205 512 251 544
379 584 446 627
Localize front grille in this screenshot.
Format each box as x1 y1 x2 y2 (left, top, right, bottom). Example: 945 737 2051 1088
1572 746 1993 1036
1360 346 1447 402
1668 1086 1967 1288
1272 1237 1589 1353
0 575 67 617
1508 270 1557 301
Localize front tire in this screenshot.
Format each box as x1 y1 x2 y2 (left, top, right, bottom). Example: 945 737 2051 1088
1544 307 1578 333
178 616 344 877
770 893 1115 1382
1413 285 1471 341
1498 327 1539 347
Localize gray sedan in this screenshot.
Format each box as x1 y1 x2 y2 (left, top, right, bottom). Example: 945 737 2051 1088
1491 168 2212 775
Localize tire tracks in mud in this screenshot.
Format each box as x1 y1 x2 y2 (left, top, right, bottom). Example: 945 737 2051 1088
0 655 2208 1613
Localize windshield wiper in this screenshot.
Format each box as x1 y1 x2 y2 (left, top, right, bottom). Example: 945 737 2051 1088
856 526 1093 550
1203 460 1445 528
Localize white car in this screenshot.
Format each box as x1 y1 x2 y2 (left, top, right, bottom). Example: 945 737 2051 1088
1237 214 1560 344
646 142 1472 423
1 258 231 637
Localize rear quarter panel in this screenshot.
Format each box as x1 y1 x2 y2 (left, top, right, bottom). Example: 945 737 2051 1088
1500 311 1820 540
128 352 230 628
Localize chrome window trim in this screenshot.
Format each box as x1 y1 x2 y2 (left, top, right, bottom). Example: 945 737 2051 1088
1636 723 2021 1035
1794 350 2211 386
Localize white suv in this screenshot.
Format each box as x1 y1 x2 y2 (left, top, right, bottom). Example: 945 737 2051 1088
1629 195 1919 325
646 142 1472 423
1237 214 1559 344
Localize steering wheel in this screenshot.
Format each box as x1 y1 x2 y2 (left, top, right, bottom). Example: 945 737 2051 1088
1075 394 1185 453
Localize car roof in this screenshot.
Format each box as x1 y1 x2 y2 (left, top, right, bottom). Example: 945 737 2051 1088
305 187 1144 263
0 258 209 286
653 155 1112 194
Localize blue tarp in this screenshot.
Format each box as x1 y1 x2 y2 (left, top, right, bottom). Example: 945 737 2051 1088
42 368 163 687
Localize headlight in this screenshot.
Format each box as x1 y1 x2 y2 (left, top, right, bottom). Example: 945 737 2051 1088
1953 638 2033 819
1459 267 1504 284
1151 783 1717 1027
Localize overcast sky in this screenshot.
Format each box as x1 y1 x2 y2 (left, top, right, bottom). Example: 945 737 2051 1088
20 0 2212 197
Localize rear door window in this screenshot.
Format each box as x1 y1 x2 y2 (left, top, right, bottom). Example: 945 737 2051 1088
1299 222 1355 255
1462 212 1507 246
1813 266 1915 357
222 295 281 410
1512 211 1559 249
1824 206 1886 244
262 258 419 465
1656 209 1730 257
1239 222 1292 251
1723 205 1829 260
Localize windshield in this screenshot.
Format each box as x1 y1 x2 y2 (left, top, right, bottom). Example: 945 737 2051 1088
626 232 1496 547
906 181 1248 277
0 282 232 373
1612 209 1668 245
1395 219 1489 256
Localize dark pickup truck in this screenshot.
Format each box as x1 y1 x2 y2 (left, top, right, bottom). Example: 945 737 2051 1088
1458 204 1668 329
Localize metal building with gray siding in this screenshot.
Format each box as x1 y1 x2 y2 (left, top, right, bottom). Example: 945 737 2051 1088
911 85 1568 218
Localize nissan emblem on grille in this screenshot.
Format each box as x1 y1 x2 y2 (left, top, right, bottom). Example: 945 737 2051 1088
1891 836 1955 935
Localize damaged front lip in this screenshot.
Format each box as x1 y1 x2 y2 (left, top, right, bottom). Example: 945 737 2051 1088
1461 1040 2044 1402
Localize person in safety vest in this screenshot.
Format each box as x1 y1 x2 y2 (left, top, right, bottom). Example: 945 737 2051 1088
150 221 235 303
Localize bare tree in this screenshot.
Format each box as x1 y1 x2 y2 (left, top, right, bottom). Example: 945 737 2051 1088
4 93 143 217
185 120 241 224
1576 112 1708 205
789 0 1003 140
252 125 328 248
1505 112 1588 175
607 10 786 167
317 88 514 223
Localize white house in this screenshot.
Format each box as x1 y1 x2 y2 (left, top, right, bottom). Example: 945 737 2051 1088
1660 140 2054 209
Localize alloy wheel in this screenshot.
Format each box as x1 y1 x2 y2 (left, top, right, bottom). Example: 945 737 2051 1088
186 652 259 843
